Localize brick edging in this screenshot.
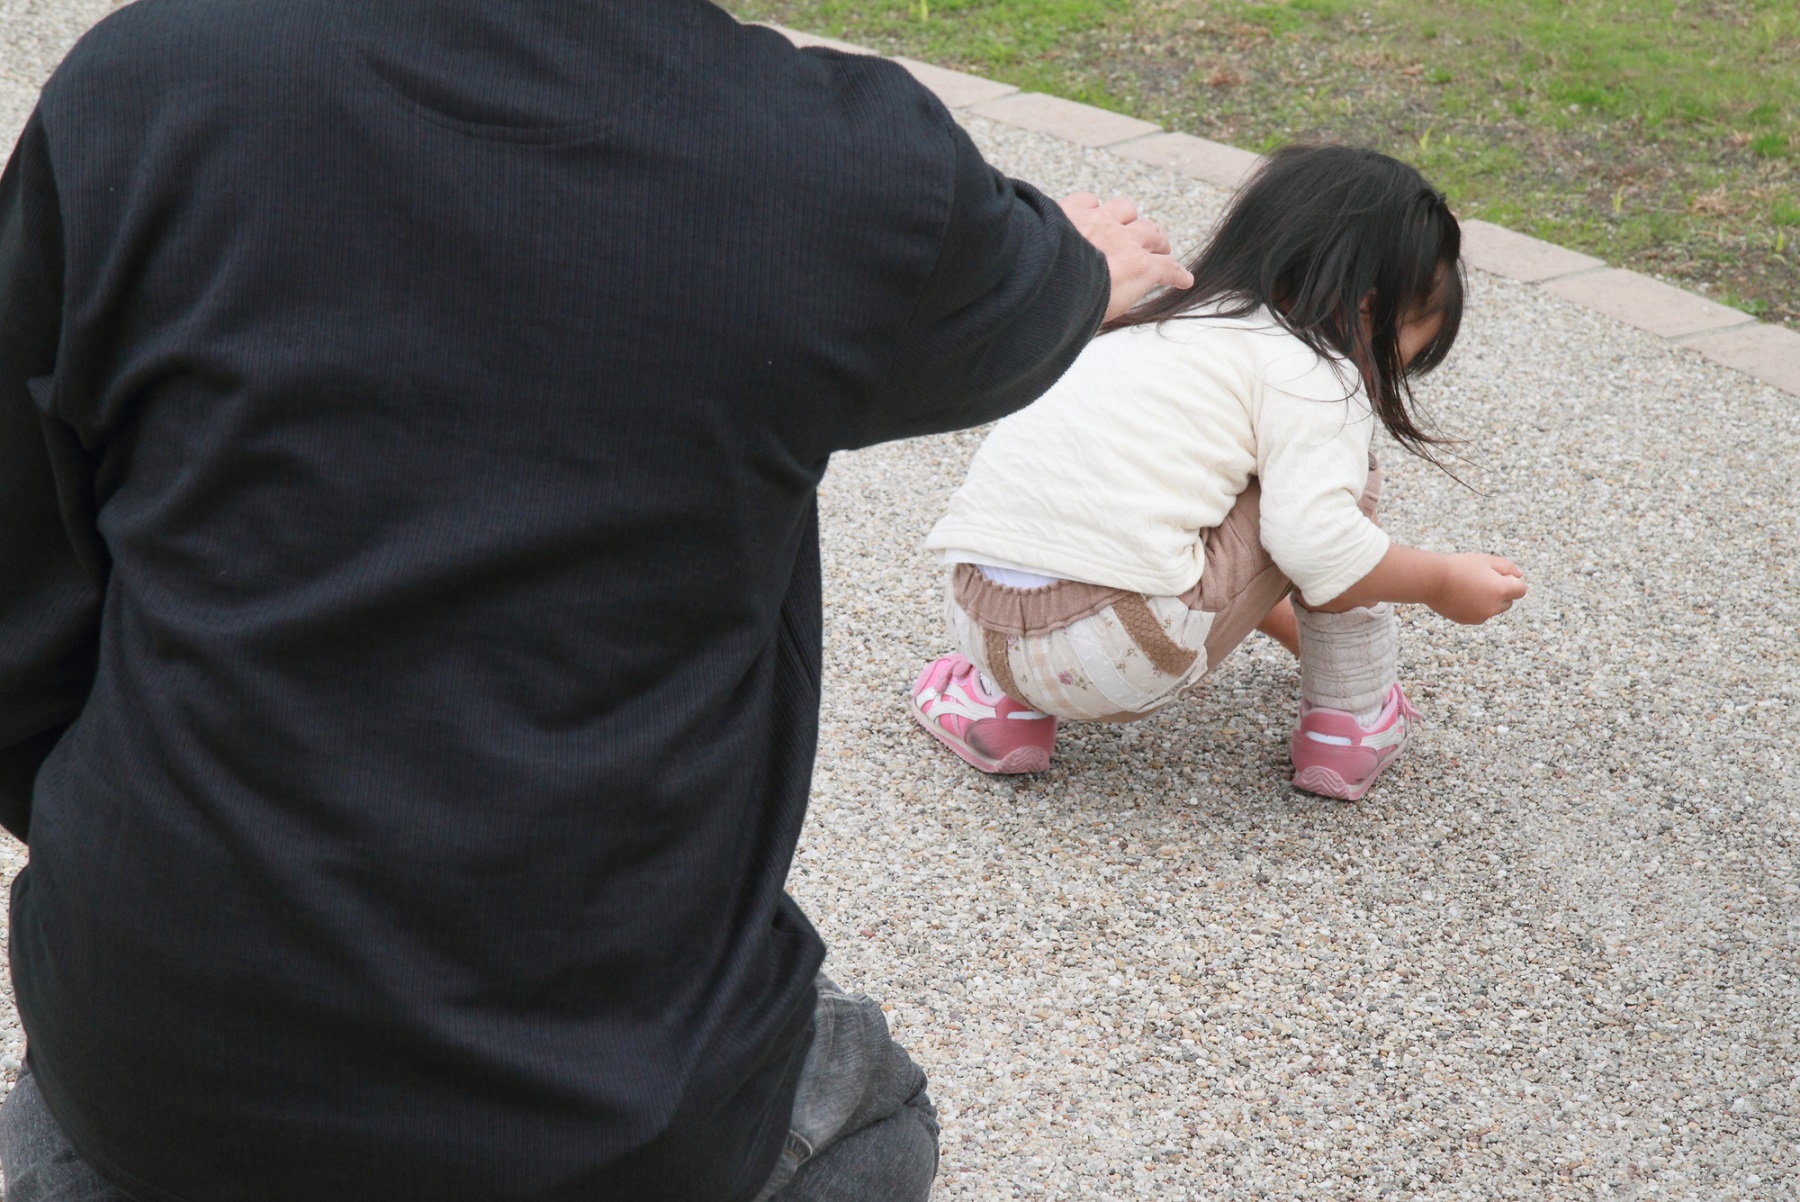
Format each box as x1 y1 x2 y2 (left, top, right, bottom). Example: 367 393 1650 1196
765 23 1800 399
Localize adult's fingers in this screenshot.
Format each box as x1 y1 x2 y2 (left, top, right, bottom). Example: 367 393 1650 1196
1145 250 1194 292
1097 195 1139 224
1126 213 1174 257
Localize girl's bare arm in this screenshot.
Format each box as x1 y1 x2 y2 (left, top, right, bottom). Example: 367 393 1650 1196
1311 545 1527 624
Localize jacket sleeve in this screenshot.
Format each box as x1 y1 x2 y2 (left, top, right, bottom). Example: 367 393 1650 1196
848 112 1109 449
0 112 102 843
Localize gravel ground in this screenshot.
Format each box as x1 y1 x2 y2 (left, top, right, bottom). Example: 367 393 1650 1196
4 5 1796 1200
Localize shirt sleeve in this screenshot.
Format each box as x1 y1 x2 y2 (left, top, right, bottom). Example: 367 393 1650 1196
0 112 102 842
848 110 1109 449
1253 343 1391 607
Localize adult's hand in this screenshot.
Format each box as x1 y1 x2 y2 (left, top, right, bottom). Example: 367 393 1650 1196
1059 192 1195 322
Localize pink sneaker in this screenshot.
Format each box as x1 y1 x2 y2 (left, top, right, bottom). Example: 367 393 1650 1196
1290 684 1421 801
910 654 1056 774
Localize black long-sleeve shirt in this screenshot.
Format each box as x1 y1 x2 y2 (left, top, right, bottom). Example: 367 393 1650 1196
0 2 1106 1198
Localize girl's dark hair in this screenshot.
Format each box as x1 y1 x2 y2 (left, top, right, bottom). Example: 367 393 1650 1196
1111 144 1464 462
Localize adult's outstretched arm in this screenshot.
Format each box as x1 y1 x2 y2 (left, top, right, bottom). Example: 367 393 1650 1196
0 113 101 843
847 114 1115 449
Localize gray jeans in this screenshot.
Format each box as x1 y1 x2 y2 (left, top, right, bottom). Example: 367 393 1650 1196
757 975 938 1202
0 977 936 1202
0 1071 129 1202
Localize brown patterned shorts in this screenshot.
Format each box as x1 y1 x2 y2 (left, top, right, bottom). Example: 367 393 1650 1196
944 464 1380 722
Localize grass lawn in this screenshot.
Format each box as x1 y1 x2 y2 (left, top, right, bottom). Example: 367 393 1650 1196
725 0 1799 331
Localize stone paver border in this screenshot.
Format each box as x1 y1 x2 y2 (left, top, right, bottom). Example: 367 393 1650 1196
1539 268 1757 339
1110 131 1262 191
762 23 1800 400
965 91 1161 149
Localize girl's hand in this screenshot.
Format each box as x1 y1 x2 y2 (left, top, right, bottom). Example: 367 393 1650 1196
1430 553 1527 624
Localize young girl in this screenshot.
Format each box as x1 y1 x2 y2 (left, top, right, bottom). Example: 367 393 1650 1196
909 145 1526 800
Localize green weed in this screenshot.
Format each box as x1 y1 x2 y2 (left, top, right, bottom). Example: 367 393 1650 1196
1750 133 1789 158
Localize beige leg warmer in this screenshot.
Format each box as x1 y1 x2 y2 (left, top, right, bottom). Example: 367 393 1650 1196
1295 602 1397 723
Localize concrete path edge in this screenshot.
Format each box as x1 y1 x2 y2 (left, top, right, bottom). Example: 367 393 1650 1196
762 23 1797 401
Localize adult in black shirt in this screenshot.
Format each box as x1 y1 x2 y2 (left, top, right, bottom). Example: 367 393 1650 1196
0 2 1187 1199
